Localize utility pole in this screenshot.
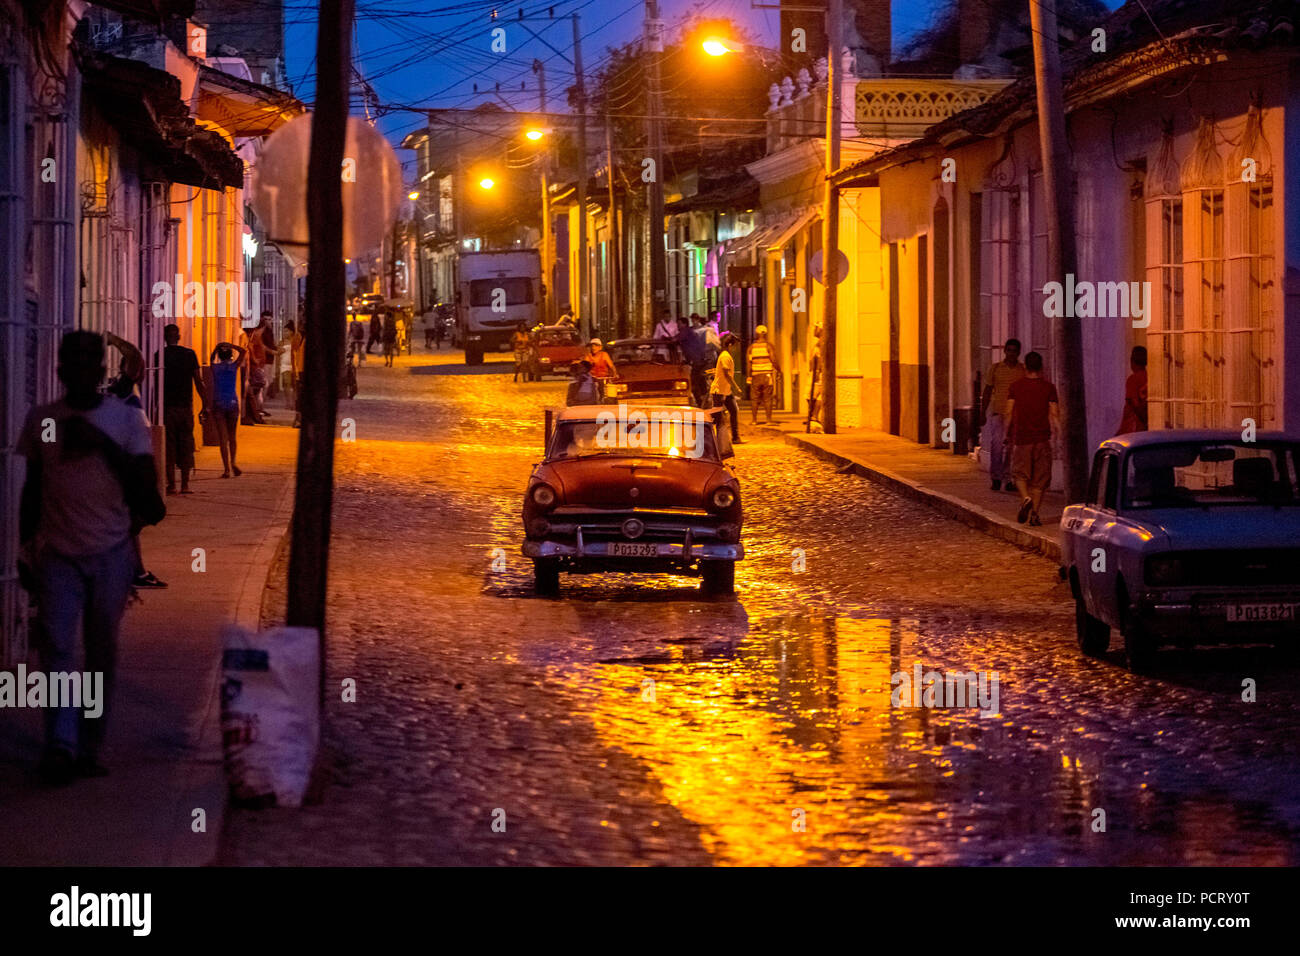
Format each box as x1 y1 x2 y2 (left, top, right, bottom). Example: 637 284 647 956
388 216 399 298
572 14 590 338
821 0 842 433
288 0 353 691
606 110 623 336
1030 0 1088 501
534 59 553 324
644 0 666 323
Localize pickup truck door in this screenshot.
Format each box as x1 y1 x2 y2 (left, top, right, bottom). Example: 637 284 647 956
1081 451 1122 622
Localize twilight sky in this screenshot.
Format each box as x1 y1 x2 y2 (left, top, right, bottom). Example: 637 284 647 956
283 0 951 171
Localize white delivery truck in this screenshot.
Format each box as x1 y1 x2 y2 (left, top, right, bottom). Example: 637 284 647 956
455 249 542 365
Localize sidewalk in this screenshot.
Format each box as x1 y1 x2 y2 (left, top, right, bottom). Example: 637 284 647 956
0 420 297 866
750 412 1064 562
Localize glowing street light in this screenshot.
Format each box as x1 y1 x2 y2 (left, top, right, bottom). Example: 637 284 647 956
702 37 737 56
479 177 496 190
525 128 544 141
407 190 420 200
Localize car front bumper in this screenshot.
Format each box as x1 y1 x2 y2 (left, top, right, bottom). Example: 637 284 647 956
1134 588 1300 643
523 539 743 561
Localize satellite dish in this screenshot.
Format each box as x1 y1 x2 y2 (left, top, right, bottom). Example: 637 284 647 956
810 248 850 285
249 115 402 265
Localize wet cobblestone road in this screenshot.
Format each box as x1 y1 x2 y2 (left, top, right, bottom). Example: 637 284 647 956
218 350 1300 865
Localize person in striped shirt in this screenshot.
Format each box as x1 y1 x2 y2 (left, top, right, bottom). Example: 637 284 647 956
746 325 780 424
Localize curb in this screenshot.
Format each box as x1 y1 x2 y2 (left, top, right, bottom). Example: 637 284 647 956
759 425 1062 564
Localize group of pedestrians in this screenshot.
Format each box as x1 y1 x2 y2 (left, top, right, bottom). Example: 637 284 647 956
650 311 781 445
981 337 1148 527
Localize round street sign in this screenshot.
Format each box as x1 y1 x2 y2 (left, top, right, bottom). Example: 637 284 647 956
248 115 402 265
810 248 850 285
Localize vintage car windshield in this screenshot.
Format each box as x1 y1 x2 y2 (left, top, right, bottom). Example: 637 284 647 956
611 342 684 364
549 418 719 461
538 329 580 346
1124 441 1300 509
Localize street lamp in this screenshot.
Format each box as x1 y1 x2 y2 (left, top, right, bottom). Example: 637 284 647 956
478 177 496 190
407 190 420 200
701 38 735 56
525 128 544 142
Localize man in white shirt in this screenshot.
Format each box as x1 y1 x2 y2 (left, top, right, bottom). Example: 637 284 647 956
17 331 157 785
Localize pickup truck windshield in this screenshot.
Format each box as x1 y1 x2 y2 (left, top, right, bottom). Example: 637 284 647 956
1125 442 1300 508
468 278 533 307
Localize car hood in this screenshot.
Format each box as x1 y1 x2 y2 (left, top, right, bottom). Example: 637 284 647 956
542 455 726 508
1130 506 1300 551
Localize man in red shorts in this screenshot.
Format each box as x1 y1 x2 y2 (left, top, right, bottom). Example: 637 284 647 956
1004 350 1059 527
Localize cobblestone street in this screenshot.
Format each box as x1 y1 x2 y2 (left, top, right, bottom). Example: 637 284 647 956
218 350 1300 866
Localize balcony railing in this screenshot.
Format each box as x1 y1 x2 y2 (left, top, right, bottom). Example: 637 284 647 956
854 78 1010 139
764 53 1010 153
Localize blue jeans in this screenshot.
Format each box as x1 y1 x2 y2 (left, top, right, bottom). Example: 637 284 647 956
32 538 134 758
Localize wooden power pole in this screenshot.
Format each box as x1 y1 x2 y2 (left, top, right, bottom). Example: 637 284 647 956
572 13 590 338
287 0 353 687
821 0 842 433
1030 0 1089 501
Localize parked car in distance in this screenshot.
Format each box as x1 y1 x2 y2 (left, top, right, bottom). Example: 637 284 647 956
525 325 584 380
604 338 694 404
1060 429 1300 670
522 403 743 595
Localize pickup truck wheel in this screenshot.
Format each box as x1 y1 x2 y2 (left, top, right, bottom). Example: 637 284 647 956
701 561 735 596
533 560 560 595
1075 593 1110 657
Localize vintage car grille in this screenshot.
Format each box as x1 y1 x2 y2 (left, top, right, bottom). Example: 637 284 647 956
1155 549 1300 587
544 509 724 541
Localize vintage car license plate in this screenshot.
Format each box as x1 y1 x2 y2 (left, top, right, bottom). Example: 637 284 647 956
1226 602 1298 623
609 542 659 557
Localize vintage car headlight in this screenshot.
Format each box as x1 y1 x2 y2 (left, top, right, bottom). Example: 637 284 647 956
711 487 736 510
674 380 688 389
540 357 551 364
531 483 556 508
1146 556 1184 587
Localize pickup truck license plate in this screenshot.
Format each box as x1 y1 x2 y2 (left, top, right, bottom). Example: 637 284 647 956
609 542 658 557
1227 603 1298 623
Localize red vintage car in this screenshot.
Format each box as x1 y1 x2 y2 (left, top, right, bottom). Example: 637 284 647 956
604 338 694 403
524 324 585 380
522 403 743 595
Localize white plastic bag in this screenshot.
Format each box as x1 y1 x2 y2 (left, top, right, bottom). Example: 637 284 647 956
220 625 320 808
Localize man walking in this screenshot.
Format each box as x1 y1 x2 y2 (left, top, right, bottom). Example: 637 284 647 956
17 331 159 784
746 324 779 424
675 316 708 407
710 331 744 445
980 337 1025 492
1116 345 1148 435
511 323 531 382
1004 350 1059 527
161 323 206 495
